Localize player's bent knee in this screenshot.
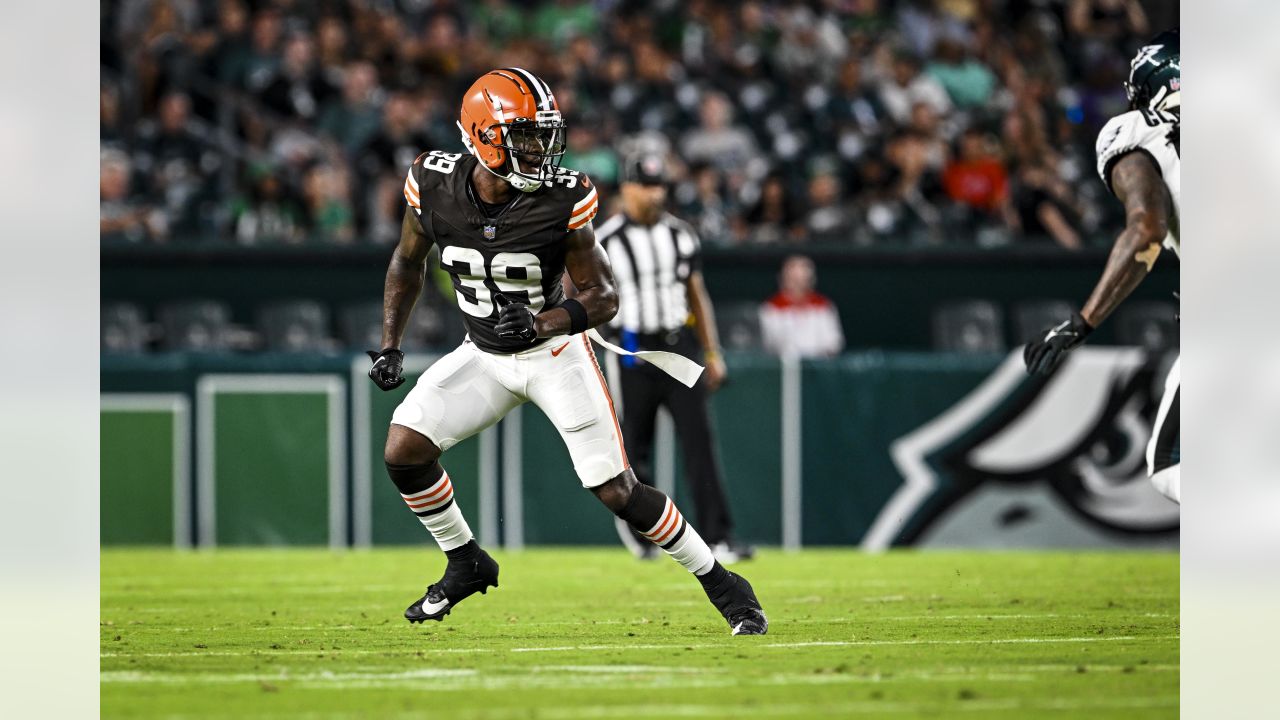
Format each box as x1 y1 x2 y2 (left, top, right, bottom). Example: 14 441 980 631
590 469 638 514
599 473 669 528
384 424 442 467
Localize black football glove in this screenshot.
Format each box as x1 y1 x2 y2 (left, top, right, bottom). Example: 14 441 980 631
1023 312 1093 376
493 293 537 343
366 348 406 391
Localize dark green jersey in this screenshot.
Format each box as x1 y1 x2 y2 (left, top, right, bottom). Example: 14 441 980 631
404 151 599 353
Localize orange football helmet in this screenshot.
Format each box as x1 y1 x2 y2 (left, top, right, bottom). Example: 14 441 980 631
458 68 567 192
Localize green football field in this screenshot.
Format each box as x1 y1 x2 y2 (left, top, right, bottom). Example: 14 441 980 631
101 548 1178 719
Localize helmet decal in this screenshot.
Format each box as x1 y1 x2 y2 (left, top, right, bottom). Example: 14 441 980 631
1124 30 1179 112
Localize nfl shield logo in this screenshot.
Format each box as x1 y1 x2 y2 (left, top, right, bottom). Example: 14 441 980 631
483 225 497 240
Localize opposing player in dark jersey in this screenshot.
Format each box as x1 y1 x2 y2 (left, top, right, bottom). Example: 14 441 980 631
367 68 767 635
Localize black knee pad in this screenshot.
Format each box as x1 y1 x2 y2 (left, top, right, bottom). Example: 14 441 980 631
385 460 444 495
616 482 668 529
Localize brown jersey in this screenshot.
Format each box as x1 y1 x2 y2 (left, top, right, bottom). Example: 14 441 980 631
403 151 599 353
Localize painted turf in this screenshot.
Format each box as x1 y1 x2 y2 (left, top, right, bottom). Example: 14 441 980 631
101 549 1178 719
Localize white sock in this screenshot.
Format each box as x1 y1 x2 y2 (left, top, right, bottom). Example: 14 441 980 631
1150 465 1180 504
401 472 474 551
639 497 715 575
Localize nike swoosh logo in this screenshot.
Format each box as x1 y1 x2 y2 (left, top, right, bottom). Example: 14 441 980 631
421 596 450 615
550 341 571 357
1045 320 1073 340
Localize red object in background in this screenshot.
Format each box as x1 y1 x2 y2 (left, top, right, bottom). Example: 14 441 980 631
942 159 1009 212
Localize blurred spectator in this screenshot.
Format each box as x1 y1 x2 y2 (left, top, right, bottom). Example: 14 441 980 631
878 50 952 126
532 0 599 47
680 92 760 175
132 92 219 238
820 58 888 164
101 149 166 244
357 91 434 243
302 163 357 244
942 128 1008 217
101 80 124 147
1067 0 1150 45
774 5 848 83
852 150 905 244
805 171 859 244
897 0 972 58
881 105 950 243
742 173 804 245
471 0 525 45
317 61 383 153
675 162 738 246
563 123 619 187
1012 162 1085 250
759 255 844 358
229 165 306 246
258 32 336 123
221 6 282 93
925 37 997 109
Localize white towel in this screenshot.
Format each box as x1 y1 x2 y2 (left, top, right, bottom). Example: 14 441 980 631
587 329 705 388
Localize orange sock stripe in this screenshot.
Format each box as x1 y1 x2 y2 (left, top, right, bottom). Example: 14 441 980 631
643 501 675 539
652 510 684 544
582 334 629 467
401 475 452 501
405 486 453 510
407 486 458 509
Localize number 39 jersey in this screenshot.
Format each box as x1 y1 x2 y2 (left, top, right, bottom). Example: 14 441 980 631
403 150 600 353
1095 107 1181 258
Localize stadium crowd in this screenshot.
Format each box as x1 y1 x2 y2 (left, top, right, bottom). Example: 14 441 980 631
101 0 1171 249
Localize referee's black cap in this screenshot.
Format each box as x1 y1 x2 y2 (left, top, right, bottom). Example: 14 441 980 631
623 154 668 185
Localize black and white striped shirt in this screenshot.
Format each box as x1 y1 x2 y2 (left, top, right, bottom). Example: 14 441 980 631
598 212 702 334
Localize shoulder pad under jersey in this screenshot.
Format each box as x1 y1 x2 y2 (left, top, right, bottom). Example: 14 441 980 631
544 167 598 231
1095 109 1178 193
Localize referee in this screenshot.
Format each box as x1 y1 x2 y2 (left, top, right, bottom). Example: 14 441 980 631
599 155 753 563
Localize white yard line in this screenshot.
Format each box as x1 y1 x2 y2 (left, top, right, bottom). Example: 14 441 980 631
103 632 1176 660
115 613 1171 632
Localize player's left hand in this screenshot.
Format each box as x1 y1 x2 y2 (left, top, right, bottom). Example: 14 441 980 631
1023 312 1093 376
494 293 537 342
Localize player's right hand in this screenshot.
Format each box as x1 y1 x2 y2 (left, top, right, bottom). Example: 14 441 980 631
366 348 406 391
1023 312 1092 376
494 293 538 343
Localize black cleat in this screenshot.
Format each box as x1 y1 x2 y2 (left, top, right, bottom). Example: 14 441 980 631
702 566 768 635
405 547 499 624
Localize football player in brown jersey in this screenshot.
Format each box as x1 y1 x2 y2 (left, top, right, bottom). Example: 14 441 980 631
367 69 767 635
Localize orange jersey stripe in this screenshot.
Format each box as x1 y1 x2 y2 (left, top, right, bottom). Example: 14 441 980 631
567 201 597 230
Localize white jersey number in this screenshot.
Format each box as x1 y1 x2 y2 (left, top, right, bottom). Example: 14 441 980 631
441 247 544 318
423 151 462 174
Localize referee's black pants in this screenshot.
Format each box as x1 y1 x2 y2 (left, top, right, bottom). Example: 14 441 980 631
615 328 734 544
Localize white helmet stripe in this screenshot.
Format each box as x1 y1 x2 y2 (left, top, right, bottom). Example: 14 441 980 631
508 67 551 111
